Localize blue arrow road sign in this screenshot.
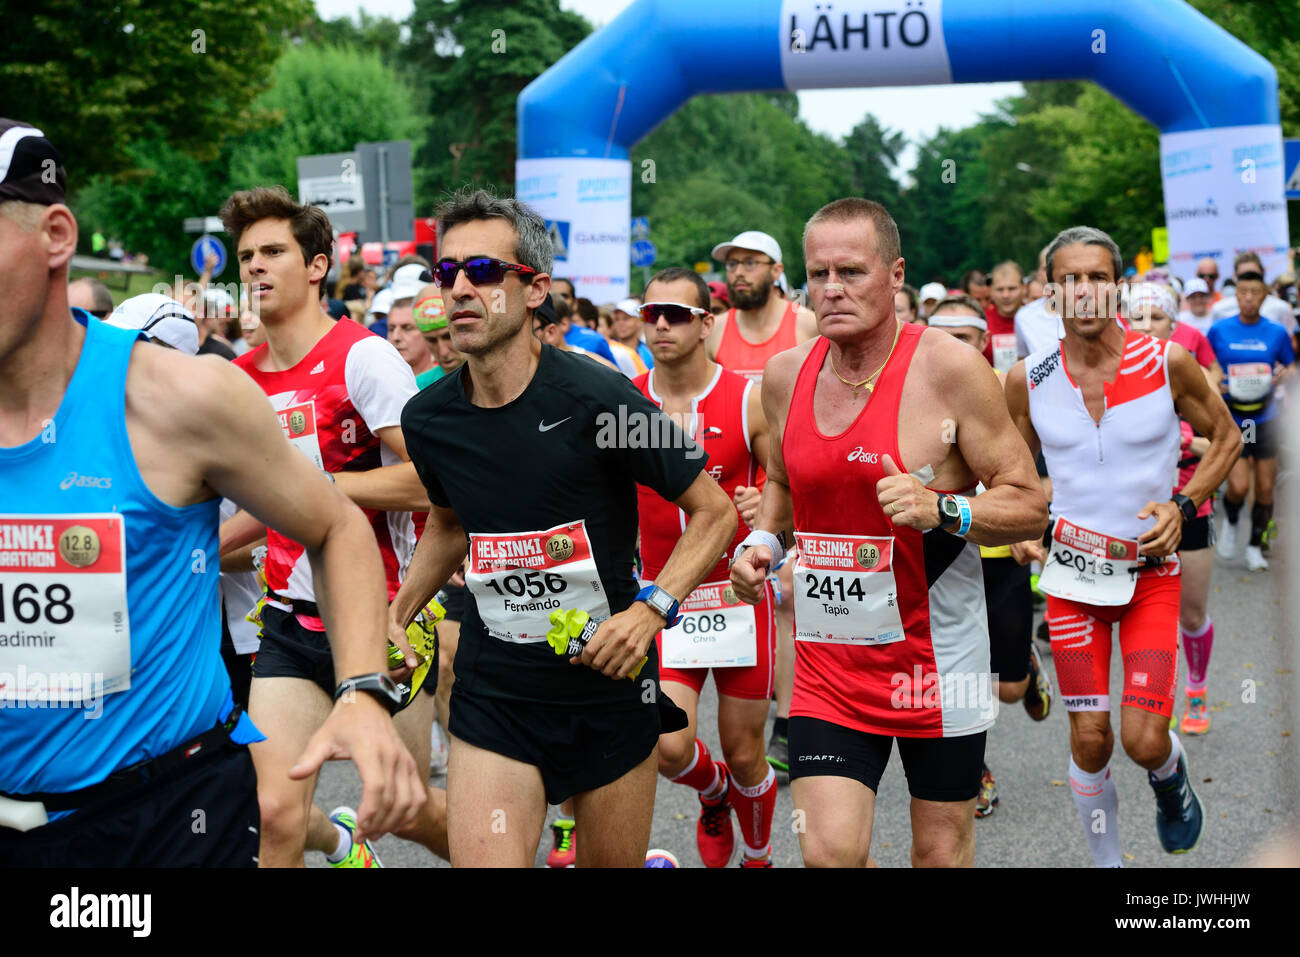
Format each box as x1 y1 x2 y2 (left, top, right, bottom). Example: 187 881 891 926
631 216 650 239
631 239 657 268
190 234 226 275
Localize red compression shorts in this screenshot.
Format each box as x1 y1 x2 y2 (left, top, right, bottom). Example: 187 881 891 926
1046 564 1182 719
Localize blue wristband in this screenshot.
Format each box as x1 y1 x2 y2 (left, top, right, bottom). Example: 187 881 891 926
954 495 972 537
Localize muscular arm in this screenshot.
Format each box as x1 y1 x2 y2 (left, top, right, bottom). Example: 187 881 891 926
748 350 800 542
1169 344 1241 508
389 504 468 630
651 470 738 603
331 426 432 512
1003 359 1041 460
944 349 1047 545
747 381 771 476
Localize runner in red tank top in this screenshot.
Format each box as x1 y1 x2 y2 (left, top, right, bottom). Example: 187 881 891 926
730 199 1047 868
217 187 448 869
707 230 818 775
632 268 777 867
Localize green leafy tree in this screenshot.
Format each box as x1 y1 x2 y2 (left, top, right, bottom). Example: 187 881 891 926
407 0 592 194
75 43 424 277
2 0 312 179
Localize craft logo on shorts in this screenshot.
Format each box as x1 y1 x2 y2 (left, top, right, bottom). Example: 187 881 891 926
1108 541 1126 559
288 410 307 436
545 533 574 562
59 526 101 568
722 585 738 604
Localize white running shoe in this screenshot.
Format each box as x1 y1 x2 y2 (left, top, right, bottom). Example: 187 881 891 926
429 720 449 775
1216 519 1238 561
1245 545 1269 572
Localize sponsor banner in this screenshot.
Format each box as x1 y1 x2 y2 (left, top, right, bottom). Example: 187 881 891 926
780 0 952 89
516 158 631 302
1160 124 1291 283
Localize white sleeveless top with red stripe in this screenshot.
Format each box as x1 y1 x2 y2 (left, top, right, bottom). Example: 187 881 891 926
634 365 755 581
234 320 417 628
1026 330 1181 542
784 325 991 738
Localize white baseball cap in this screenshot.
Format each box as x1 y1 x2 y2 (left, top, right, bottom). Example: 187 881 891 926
367 287 394 317
711 230 782 265
615 297 642 316
105 294 199 355
919 282 948 303
389 263 433 304
1183 277 1210 296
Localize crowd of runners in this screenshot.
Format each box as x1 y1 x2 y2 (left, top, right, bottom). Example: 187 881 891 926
1 118 1294 868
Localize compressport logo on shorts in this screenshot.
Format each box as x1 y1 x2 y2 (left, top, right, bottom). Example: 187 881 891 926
890 666 999 721
59 471 112 490
595 405 704 459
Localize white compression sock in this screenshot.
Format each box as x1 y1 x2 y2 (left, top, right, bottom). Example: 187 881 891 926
325 822 351 863
1070 757 1122 868
1150 730 1182 782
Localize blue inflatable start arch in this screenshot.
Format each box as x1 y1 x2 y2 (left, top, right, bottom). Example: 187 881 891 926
516 0 1288 300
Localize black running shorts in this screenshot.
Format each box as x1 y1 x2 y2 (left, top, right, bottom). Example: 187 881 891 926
788 716 986 802
0 743 258 867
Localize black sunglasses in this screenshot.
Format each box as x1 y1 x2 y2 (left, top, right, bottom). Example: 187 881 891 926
434 257 538 288
639 301 708 325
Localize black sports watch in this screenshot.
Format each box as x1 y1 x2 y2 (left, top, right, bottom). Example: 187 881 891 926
936 494 962 531
334 673 403 714
1171 494 1197 523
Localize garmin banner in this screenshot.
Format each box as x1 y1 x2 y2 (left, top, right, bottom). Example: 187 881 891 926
516 158 631 302
1160 124 1290 283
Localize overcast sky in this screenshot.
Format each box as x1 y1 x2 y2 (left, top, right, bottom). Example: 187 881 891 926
314 0 1025 168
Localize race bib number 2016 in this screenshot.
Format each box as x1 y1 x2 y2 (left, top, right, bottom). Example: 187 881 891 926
1038 517 1142 607
466 520 611 644
0 515 131 702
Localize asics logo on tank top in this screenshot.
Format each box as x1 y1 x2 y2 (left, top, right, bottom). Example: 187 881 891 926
846 447 880 464
59 471 112 490
310 361 325 374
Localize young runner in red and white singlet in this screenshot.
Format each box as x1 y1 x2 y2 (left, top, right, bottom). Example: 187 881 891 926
634 268 777 867
236 317 416 626
1005 228 1239 867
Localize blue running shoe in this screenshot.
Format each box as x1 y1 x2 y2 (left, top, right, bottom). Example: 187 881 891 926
1149 754 1204 854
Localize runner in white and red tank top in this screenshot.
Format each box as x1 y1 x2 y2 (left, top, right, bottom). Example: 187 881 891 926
1005 227 1239 867
632 268 777 867
731 199 1047 868
218 187 448 869
706 230 818 774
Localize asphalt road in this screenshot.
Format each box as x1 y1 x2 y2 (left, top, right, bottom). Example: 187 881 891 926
312 521 1295 868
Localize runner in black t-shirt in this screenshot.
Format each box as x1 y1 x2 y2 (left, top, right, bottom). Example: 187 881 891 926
390 189 737 867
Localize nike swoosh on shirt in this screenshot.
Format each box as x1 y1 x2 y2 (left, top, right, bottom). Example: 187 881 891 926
538 417 572 432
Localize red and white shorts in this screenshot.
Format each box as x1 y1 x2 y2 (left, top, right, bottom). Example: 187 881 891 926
1046 564 1182 719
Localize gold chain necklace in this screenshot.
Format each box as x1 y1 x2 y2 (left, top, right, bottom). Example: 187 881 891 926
828 320 903 398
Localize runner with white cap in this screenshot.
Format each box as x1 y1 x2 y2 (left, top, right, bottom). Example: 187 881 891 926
917 282 947 321
105 294 200 355
707 229 818 774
